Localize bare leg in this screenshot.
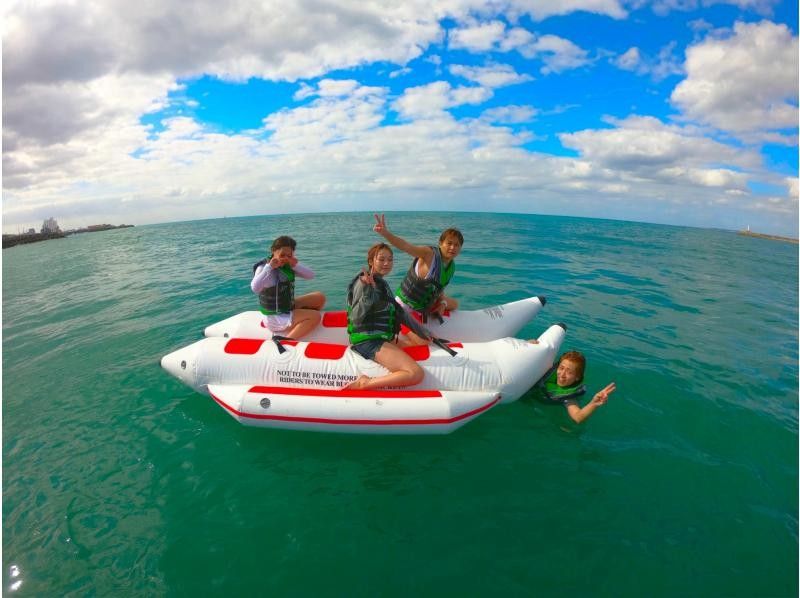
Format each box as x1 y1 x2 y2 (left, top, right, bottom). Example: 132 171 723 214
284 308 321 339
342 343 424 390
295 292 326 310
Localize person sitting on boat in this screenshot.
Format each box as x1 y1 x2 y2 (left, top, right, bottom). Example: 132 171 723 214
343 243 424 391
250 235 326 340
527 347 616 424
372 213 462 341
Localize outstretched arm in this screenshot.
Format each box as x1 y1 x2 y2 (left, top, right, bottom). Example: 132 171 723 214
565 382 616 424
373 214 432 262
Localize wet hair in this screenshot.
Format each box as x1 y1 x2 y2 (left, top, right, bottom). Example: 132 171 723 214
367 242 393 267
270 235 297 254
439 228 464 246
559 351 586 382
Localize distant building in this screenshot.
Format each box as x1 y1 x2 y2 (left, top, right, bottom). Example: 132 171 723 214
27 228 35 234
41 217 60 234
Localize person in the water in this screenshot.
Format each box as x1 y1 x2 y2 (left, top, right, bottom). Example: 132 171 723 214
528 347 616 424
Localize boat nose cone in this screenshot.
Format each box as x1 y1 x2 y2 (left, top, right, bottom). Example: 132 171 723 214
203 321 225 337
160 342 200 388
538 323 567 350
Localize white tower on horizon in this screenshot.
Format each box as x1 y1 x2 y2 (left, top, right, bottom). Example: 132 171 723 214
41 217 60 234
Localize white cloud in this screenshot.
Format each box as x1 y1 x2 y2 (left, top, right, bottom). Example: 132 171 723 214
3 73 178 191
265 81 389 149
448 20 590 74
449 63 533 88
389 67 413 78
616 47 642 70
7 89 787 234
481 105 538 124
559 115 761 189
392 81 492 119
650 0 777 17
519 35 590 73
499 27 536 52
615 43 683 80
448 20 507 52
671 20 799 139
505 0 628 20
2 1 443 143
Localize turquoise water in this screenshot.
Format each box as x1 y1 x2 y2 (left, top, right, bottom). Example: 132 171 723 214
3 212 797 596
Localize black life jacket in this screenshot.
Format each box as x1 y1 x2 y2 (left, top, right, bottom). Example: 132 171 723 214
396 246 455 312
346 273 399 344
253 260 295 315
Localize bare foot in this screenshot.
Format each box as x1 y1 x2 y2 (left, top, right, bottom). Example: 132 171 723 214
527 339 540 344
342 375 371 390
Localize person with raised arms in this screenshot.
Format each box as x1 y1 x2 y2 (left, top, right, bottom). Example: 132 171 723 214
372 213 463 343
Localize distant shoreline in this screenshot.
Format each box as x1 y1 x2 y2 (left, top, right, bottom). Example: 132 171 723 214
2 224 134 249
737 230 798 244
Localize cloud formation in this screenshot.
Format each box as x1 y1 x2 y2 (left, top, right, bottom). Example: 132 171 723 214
614 42 683 80
671 20 798 140
2 0 797 236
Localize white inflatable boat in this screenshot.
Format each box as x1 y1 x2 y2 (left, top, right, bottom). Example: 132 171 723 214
161 323 566 434
203 296 546 343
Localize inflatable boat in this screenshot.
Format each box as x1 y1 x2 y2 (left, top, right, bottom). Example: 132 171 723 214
203 296 546 343
160 323 566 434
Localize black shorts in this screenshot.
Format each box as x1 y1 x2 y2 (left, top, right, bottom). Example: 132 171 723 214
350 339 387 361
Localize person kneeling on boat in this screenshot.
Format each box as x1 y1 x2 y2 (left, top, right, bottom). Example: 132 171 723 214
372 213 462 339
250 235 326 340
528 346 616 424
343 243 424 391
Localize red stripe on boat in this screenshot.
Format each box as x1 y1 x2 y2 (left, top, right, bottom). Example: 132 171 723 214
403 345 430 360
248 385 442 398
304 342 348 359
224 338 265 354
210 392 500 425
322 311 348 327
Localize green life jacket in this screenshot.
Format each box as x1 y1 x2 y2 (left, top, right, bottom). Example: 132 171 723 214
255 262 295 315
346 273 399 344
533 366 586 405
396 246 455 312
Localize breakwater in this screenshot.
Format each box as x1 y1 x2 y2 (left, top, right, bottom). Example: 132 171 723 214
2 224 133 248
738 229 798 244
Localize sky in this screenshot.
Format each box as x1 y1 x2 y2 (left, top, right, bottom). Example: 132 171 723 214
2 0 798 236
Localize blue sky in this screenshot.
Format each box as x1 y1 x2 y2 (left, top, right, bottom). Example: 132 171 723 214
3 0 798 235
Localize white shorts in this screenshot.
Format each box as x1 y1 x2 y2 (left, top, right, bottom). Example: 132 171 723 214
263 312 293 332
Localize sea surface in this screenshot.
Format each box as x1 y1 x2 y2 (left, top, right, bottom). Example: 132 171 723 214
2 212 797 596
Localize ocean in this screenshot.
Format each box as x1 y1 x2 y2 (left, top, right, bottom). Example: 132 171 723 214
2 212 797 596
